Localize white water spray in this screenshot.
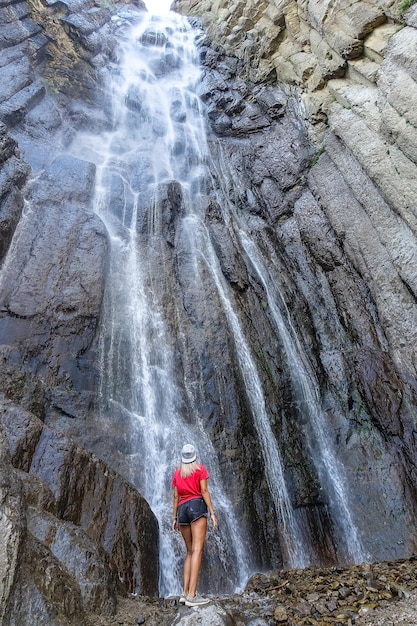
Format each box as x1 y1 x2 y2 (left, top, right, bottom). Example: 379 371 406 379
72 10 253 595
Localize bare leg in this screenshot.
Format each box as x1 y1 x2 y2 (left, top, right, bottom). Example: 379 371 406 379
179 524 192 596
188 516 207 597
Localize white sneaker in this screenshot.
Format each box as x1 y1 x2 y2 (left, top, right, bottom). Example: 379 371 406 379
185 595 210 607
179 595 186 604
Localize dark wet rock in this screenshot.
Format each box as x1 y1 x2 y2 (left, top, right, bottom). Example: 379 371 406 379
150 51 183 77
62 7 113 36
198 56 286 137
170 98 187 123
254 85 286 118
139 29 169 47
189 39 417 573
136 179 185 245
0 57 32 105
0 428 26 626
208 110 232 135
126 84 144 112
0 395 160 625
1 1 30 24
5 533 86 626
0 80 46 127
61 7 122 57
208 220 249 291
0 123 30 262
0 17 42 50
31 153 96 204
160 179 185 234
0 0 158 623
28 507 117 614
0 145 106 428
293 190 344 272
2 0 417 622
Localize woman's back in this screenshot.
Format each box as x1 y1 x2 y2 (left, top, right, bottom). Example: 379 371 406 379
172 464 209 505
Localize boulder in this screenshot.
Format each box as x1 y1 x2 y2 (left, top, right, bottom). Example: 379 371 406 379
168 602 235 625
0 395 160 624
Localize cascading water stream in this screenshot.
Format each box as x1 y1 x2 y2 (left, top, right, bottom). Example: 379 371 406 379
238 231 366 564
204 133 368 564
71 9 255 595
180 216 309 568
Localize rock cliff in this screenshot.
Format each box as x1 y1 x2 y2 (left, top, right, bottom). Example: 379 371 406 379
170 0 417 565
0 394 158 625
171 0 417 383
1 0 417 622
172 0 417 382
0 0 159 623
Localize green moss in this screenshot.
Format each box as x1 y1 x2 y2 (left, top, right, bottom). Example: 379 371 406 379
399 0 417 13
311 146 325 167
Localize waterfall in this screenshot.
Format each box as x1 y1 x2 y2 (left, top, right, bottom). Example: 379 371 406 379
71 9 256 595
238 231 366 564
179 215 310 568
204 133 368 565
68 0 365 595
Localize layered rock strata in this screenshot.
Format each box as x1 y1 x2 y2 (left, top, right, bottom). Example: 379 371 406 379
172 0 417 383
171 0 417 565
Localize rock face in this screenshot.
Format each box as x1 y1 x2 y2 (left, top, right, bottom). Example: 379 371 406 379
0 123 29 262
0 394 159 625
0 0 159 622
2 0 417 620
170 0 417 570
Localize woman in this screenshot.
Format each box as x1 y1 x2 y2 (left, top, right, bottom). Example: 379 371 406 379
172 443 218 607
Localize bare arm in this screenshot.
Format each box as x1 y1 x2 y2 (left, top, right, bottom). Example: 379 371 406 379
172 486 179 531
200 479 218 530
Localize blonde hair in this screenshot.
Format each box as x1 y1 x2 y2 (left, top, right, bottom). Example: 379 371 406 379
180 460 200 478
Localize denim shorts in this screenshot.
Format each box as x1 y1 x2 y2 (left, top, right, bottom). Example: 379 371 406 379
177 498 208 525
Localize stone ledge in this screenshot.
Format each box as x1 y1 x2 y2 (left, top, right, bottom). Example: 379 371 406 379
0 80 46 127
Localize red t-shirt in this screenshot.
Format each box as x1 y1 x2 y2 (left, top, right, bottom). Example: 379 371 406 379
172 465 209 506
